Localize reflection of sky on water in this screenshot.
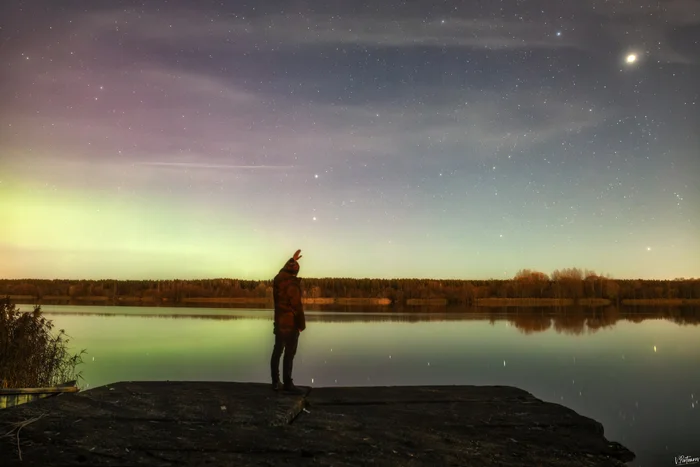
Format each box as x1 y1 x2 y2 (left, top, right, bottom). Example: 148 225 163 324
40 305 700 467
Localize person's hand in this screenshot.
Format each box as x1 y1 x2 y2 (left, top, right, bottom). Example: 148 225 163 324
293 249 302 261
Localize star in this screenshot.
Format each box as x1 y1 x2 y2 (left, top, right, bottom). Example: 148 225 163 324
2 0 699 284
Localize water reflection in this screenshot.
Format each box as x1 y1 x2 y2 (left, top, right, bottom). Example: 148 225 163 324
37 304 699 467
39 305 700 335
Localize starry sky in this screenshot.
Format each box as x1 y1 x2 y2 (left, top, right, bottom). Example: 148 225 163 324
1 0 699 281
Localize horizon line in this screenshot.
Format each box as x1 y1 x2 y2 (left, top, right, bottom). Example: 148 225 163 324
1 276 697 282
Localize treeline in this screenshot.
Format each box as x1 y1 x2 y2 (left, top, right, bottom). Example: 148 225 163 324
1 268 699 305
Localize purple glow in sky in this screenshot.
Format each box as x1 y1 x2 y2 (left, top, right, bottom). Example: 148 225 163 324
1 1 699 280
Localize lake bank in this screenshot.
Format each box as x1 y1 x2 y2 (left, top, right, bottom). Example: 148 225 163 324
0 381 635 466
6 294 700 308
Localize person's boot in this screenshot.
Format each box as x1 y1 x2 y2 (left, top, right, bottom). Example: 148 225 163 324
283 379 305 395
272 368 282 391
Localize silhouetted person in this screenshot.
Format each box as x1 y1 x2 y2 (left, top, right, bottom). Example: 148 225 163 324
270 249 306 394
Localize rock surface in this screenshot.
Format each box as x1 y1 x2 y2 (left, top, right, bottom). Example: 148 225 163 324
0 381 634 466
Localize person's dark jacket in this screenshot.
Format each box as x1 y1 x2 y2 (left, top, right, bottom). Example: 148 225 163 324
272 257 306 335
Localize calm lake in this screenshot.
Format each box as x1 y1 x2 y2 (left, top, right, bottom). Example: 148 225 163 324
37 304 700 467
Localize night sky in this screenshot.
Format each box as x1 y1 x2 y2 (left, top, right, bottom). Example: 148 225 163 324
1 1 699 280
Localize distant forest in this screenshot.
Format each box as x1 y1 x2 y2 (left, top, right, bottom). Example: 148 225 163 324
1 268 699 306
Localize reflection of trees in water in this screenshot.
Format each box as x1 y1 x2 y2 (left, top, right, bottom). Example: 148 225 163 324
586 306 620 332
509 306 700 335
44 312 256 321
501 311 589 336
43 306 700 332
508 314 552 335
552 314 587 335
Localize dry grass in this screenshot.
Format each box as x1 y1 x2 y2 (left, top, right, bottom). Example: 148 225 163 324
622 299 700 305
0 297 85 389
476 298 575 306
406 298 448 306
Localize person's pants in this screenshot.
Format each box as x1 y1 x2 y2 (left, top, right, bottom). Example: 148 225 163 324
270 332 299 385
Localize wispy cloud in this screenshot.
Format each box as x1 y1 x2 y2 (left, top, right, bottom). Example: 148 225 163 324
83 10 578 51
135 162 294 170
70 5 699 65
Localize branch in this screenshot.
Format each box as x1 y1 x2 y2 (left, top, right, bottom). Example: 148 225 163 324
1 413 47 461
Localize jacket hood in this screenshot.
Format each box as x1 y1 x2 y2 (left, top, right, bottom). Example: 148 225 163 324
280 257 300 276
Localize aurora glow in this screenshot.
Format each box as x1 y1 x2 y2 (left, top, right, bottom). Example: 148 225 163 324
1 1 699 280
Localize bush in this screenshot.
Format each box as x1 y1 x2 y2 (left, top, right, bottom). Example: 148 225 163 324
0 296 85 388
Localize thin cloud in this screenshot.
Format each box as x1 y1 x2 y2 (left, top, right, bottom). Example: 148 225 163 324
135 162 294 170
86 11 579 50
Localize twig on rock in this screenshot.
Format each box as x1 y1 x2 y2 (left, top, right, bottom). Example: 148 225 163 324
1 413 47 460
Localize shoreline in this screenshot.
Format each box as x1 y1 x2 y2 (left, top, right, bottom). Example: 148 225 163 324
0 381 635 466
5 295 700 308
